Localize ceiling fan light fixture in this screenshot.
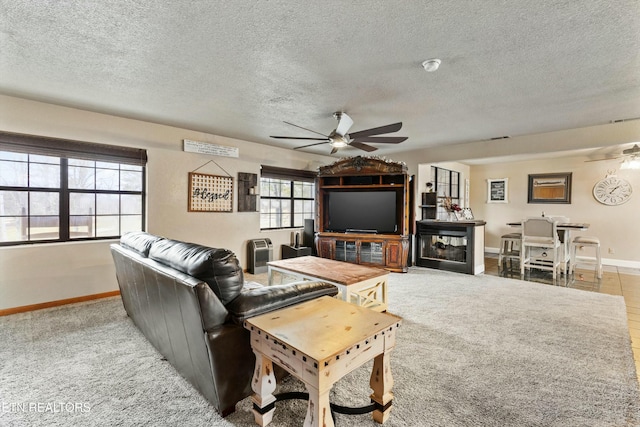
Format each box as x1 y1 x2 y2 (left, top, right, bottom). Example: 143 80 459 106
422 58 441 72
274 113 406 154
621 157 640 170
330 139 348 148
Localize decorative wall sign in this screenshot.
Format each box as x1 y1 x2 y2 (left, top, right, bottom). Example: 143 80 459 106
487 178 508 203
527 172 572 204
183 139 239 158
188 172 233 212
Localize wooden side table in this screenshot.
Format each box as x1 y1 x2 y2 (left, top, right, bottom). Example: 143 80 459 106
245 296 402 427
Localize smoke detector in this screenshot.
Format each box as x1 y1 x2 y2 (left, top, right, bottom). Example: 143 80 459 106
422 58 441 72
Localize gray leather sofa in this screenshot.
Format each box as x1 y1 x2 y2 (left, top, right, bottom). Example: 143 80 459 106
110 232 337 416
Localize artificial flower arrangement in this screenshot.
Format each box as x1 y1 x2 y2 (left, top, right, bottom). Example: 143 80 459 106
442 196 461 213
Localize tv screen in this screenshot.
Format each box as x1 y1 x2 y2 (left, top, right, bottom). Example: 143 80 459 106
327 191 397 233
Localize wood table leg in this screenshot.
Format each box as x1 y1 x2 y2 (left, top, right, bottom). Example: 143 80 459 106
370 351 394 424
251 351 277 426
304 384 334 427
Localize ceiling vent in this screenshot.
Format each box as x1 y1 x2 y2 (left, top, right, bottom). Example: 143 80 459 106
610 117 640 123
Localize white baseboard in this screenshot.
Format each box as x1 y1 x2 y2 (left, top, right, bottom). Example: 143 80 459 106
485 247 640 269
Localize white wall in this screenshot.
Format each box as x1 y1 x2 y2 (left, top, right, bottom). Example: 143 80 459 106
0 95 333 310
2 94 639 310
470 155 640 267
391 121 640 269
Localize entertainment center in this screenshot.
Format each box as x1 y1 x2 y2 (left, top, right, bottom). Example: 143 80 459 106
315 156 410 272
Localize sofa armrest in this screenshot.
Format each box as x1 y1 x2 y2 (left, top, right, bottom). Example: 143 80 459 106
226 281 338 324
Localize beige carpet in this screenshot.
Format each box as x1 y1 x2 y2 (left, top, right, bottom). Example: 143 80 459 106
1 267 638 426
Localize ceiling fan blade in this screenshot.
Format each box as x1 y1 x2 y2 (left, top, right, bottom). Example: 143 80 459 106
270 136 328 140
293 141 331 149
283 121 328 137
623 144 640 155
335 112 354 136
349 141 378 152
348 122 402 139
351 136 408 144
584 156 621 163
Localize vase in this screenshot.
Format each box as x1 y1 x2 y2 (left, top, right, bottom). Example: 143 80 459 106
448 212 457 221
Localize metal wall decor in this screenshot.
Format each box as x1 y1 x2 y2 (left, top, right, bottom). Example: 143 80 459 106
238 172 258 212
188 172 233 212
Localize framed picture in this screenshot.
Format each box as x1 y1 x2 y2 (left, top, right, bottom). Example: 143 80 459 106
456 207 474 220
487 178 508 203
527 172 572 204
188 172 233 212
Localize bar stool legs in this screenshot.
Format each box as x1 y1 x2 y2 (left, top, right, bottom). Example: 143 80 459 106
570 236 602 280
498 233 521 275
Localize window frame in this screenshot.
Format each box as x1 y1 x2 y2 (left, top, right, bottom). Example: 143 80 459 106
0 131 147 246
259 165 316 231
431 166 461 218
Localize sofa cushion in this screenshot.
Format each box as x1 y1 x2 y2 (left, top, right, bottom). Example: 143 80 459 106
120 231 164 257
149 238 244 305
226 280 338 324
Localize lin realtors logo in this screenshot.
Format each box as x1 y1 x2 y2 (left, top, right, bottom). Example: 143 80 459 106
2 402 91 413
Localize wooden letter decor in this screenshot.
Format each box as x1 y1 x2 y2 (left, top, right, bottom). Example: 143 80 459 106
188 172 233 212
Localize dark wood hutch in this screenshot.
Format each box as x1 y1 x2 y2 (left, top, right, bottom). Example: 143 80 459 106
315 156 410 272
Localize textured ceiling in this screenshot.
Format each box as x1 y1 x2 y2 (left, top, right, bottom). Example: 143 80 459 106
1 1 639 158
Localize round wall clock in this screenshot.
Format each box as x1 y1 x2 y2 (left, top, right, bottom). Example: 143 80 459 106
592 175 633 206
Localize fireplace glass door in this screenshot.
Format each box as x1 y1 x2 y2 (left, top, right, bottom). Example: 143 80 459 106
419 233 467 264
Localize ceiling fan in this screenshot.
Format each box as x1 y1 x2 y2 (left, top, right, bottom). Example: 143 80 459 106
270 112 408 154
586 144 640 169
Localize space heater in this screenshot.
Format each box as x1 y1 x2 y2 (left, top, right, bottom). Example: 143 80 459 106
247 238 273 274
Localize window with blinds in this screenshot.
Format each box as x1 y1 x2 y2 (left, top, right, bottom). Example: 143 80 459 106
0 131 147 245
260 165 316 230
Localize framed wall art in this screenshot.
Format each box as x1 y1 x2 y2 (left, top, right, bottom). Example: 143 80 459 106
487 178 508 203
456 207 474 220
188 172 233 212
527 172 572 204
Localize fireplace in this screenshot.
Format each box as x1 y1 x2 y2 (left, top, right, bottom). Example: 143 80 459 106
415 220 486 275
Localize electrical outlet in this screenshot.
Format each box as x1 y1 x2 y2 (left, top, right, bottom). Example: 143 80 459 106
608 247 615 254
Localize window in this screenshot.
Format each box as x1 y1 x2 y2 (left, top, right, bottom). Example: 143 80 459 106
431 166 460 218
0 131 146 245
260 166 315 230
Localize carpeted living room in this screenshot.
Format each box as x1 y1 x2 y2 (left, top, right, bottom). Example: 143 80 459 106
1 265 639 426
2 2 640 427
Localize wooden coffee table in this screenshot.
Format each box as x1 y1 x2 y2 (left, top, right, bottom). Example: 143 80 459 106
267 256 389 312
245 296 402 427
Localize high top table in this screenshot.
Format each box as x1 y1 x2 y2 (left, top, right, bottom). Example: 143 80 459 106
245 296 402 427
267 256 389 312
507 221 589 274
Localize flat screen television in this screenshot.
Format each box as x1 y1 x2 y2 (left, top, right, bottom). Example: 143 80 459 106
327 191 398 233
